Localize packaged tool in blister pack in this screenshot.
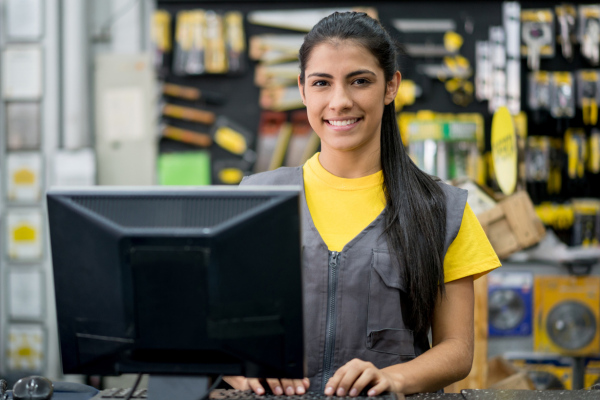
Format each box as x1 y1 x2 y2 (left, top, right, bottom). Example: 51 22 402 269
550 72 575 119
577 70 600 125
173 10 205 75
579 5 600 66
513 112 528 187
556 4 577 62
588 129 600 197
571 199 600 247
249 34 304 64
489 26 506 113
224 11 245 74
151 10 172 76
549 138 564 198
589 129 600 175
173 9 245 75
504 2 521 115
442 57 474 107
526 136 551 204
520 9 554 71
204 11 227 74
475 41 492 102
528 71 551 112
488 271 533 337
534 275 600 356
565 128 587 181
565 128 587 197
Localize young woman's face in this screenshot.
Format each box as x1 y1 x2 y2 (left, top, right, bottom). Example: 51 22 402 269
299 40 399 153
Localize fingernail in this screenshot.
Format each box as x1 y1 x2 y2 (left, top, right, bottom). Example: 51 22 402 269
325 387 333 395
286 387 294 395
368 390 376 397
337 388 345 396
349 389 358 397
274 387 283 395
297 386 305 394
257 388 264 395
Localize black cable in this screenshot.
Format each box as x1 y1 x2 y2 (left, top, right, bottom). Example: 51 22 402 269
199 375 223 400
124 373 143 400
99 0 141 37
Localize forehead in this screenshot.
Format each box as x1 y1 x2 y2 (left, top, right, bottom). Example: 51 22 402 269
305 40 382 75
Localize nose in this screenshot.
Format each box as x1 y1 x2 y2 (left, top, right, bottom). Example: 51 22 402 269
328 84 353 112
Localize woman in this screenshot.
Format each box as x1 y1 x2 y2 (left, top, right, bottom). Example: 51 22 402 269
228 11 500 396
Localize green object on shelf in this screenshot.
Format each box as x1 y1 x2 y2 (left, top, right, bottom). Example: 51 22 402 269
158 151 211 186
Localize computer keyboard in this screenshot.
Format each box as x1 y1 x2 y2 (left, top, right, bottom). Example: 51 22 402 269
99 388 148 399
92 388 400 400
210 389 401 400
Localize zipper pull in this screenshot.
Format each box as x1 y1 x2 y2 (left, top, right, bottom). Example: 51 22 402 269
330 251 338 266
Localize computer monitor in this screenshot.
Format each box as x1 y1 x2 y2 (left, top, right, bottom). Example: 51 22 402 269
47 186 304 379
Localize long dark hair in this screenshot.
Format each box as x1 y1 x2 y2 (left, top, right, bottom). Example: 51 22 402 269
299 12 447 333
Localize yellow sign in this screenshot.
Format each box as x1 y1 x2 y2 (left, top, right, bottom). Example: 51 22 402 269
491 107 517 195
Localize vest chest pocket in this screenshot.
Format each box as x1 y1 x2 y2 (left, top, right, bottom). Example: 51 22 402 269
366 249 415 357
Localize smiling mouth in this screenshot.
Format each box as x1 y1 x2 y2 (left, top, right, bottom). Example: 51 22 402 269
325 118 362 126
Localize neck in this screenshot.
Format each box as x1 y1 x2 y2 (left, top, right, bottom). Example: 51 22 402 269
318 137 382 179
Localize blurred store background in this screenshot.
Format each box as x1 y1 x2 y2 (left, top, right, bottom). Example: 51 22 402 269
1 0 600 393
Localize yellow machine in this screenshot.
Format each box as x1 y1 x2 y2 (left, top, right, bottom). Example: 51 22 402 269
534 276 600 356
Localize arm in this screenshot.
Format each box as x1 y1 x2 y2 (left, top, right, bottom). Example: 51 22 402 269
324 275 474 396
383 275 474 393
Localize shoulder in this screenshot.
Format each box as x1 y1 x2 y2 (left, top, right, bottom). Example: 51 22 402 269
240 166 303 186
436 181 468 203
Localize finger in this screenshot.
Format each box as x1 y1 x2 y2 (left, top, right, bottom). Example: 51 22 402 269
303 378 310 390
293 379 306 395
223 376 248 391
324 367 347 396
349 369 377 397
336 366 364 397
280 379 295 396
247 378 265 395
368 381 389 397
266 378 284 396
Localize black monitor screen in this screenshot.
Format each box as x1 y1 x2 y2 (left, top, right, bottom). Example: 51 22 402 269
47 187 304 379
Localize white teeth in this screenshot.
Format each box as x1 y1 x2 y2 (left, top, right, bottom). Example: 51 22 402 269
328 119 358 126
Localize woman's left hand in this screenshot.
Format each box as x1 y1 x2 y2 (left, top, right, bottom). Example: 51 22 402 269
324 359 404 397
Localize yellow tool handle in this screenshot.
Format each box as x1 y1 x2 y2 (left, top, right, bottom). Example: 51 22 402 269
163 125 212 147
163 83 201 101
163 104 216 125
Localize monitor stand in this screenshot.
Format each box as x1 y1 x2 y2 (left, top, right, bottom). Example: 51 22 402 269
147 375 210 400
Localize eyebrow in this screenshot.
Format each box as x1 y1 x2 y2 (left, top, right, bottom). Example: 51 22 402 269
307 69 377 79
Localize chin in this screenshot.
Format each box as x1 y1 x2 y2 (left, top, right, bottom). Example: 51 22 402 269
323 137 365 152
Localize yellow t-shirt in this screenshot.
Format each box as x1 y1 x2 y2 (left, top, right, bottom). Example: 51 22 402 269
303 153 500 283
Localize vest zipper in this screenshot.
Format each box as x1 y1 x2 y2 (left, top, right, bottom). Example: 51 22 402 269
322 250 339 391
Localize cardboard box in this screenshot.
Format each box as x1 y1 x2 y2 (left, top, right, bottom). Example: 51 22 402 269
487 356 535 390
477 191 546 259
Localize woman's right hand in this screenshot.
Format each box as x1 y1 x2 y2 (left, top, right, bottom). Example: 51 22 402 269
223 376 310 396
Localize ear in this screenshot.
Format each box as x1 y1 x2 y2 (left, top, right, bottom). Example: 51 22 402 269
298 75 306 105
384 71 402 106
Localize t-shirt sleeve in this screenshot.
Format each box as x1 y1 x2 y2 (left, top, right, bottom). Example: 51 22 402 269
443 202 501 283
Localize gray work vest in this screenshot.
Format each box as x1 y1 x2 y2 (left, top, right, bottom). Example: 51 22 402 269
240 166 467 392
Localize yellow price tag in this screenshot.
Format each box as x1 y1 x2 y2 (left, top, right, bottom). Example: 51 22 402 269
491 107 517 195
